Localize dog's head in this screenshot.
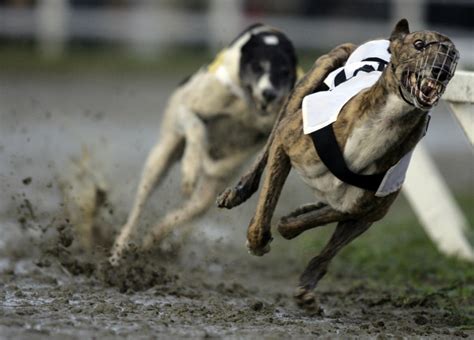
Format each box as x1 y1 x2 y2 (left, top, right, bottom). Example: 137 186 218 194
238 25 298 114
389 19 459 110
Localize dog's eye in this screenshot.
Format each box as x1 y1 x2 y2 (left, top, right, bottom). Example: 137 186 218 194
414 40 425 50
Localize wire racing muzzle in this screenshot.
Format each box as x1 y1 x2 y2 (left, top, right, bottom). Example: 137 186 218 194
398 42 459 110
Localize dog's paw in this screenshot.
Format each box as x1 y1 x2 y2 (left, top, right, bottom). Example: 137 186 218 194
108 252 121 267
245 237 272 257
142 233 158 251
216 187 238 209
109 244 127 266
294 287 323 314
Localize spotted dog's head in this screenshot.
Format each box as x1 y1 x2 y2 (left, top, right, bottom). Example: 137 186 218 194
389 19 459 110
237 24 298 114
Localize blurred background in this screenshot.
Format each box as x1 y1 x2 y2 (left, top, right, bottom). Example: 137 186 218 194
0 0 472 61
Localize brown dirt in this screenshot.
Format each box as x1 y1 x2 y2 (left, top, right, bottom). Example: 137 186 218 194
0 212 471 340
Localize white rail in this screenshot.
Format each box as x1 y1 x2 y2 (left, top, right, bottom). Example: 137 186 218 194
0 4 473 61
404 70 474 261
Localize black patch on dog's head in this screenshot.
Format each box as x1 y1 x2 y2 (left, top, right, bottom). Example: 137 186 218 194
239 31 297 88
238 29 297 113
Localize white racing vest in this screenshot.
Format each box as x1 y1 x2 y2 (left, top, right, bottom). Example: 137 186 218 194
302 39 428 197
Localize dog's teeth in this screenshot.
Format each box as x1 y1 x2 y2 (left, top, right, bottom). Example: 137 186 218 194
419 78 425 91
410 73 417 86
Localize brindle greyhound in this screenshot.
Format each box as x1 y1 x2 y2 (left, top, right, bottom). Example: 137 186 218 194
217 19 459 310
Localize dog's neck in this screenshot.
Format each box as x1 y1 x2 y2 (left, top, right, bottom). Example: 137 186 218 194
361 64 425 125
342 65 426 173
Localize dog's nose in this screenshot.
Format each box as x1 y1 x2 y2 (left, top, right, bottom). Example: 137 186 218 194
431 65 450 82
262 89 277 102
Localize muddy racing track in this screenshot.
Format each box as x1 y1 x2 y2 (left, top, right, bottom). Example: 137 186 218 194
1 71 473 338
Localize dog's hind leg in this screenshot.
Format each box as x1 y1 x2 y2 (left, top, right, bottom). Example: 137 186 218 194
141 175 221 250
110 133 183 265
281 202 327 220
246 142 291 256
294 219 372 311
278 204 351 240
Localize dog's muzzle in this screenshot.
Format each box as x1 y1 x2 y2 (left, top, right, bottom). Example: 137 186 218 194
255 90 281 115
399 42 459 110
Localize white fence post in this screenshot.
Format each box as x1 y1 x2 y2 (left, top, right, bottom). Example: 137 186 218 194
36 0 69 59
403 70 474 261
208 0 244 51
443 70 474 145
128 0 162 58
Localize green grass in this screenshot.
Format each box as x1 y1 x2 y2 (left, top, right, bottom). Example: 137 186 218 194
0 44 213 75
0 44 324 75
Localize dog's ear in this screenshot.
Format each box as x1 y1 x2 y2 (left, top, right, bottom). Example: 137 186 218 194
390 19 410 41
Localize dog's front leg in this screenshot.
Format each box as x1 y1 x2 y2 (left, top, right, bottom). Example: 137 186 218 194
180 107 208 196
216 152 267 209
246 143 291 256
110 133 183 265
142 175 221 249
203 147 257 179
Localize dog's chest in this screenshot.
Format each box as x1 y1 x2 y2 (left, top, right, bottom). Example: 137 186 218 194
343 94 411 171
203 115 267 159
294 94 407 212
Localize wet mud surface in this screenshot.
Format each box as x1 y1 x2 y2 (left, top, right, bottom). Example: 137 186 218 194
1 215 472 339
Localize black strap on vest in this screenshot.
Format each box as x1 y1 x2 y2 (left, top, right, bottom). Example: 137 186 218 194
333 58 388 87
362 57 388 71
334 70 347 86
310 124 386 191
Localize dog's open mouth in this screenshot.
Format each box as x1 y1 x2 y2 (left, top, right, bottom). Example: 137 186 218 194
255 99 275 116
403 71 445 109
399 42 459 110
256 102 268 113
